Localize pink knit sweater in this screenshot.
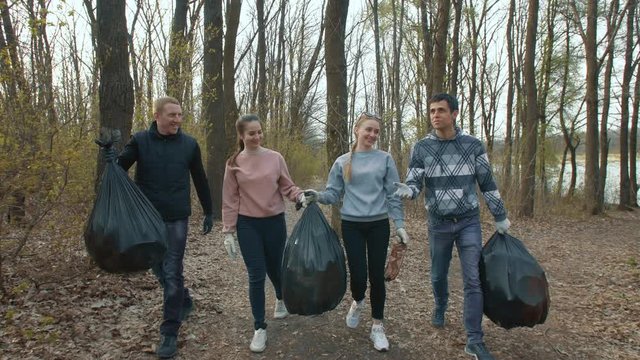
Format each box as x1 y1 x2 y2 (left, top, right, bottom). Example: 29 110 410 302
222 148 303 233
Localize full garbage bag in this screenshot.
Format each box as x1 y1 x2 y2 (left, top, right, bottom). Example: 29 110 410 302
281 203 347 315
84 142 167 273
480 232 550 329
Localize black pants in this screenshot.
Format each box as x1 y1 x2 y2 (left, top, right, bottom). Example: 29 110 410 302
341 219 390 320
152 218 190 336
236 213 287 330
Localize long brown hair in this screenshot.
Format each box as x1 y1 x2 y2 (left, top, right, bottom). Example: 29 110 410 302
343 112 382 182
227 114 261 166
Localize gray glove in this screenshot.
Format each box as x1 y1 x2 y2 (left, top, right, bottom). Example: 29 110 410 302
396 228 409 245
224 233 238 260
393 182 413 199
302 189 318 206
495 218 511 234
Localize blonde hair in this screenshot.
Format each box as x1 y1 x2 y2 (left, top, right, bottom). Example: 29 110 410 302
343 112 382 182
227 114 261 166
154 96 180 114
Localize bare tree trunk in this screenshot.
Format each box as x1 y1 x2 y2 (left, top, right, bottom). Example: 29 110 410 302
257 0 267 121
631 55 640 207
372 0 386 140
503 0 515 190
432 0 450 94
618 0 634 209
420 0 433 104
390 0 405 168
518 0 539 217
536 0 556 202
582 0 602 214
166 0 188 101
95 0 134 183
464 0 478 135
450 0 462 96
599 1 620 207
325 0 349 232
203 0 225 219
224 0 242 156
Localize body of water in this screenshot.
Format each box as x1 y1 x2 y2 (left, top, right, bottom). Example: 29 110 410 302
548 159 639 204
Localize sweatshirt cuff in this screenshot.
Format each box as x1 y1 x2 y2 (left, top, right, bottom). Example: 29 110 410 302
393 219 405 229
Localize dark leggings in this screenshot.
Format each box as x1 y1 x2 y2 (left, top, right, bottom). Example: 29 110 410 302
341 219 390 320
236 213 287 330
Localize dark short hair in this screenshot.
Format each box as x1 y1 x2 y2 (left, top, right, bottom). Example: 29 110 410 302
428 93 459 112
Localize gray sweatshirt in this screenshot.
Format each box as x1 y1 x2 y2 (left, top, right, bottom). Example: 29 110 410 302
317 149 405 229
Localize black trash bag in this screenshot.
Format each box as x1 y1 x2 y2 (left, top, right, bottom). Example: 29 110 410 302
480 232 550 329
281 202 347 315
84 141 167 273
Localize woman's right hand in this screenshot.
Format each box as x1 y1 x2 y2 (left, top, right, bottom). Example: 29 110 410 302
224 233 238 260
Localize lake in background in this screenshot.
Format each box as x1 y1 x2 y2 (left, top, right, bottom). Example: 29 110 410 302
548 159 640 204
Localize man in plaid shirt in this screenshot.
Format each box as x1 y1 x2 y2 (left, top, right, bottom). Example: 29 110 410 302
395 93 510 360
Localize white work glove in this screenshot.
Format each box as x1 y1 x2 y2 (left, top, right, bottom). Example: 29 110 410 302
224 233 238 260
302 189 318 205
495 218 511 234
393 182 413 199
396 228 409 245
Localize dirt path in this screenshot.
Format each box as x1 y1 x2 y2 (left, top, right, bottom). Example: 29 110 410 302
2 206 639 360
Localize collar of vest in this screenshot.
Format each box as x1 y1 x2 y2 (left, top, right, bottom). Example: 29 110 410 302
149 121 181 140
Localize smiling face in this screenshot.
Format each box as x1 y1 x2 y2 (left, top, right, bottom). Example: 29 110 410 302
155 102 183 135
240 120 263 150
354 118 381 151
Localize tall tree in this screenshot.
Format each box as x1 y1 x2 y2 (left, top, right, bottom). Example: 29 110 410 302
518 0 539 217
95 0 134 182
166 0 189 101
257 0 267 121
503 0 516 190
432 0 450 93
619 0 635 209
449 0 463 96
224 0 242 155
325 0 349 229
631 50 640 207
573 0 601 214
203 0 225 219
598 0 620 207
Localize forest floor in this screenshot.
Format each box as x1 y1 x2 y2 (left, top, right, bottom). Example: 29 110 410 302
1 204 639 360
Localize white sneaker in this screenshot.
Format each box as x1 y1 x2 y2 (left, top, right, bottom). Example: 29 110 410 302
346 300 364 328
370 323 389 352
249 328 267 353
274 299 288 319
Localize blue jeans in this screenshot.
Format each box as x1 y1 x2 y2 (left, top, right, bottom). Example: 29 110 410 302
428 215 484 345
236 213 287 330
152 218 190 336
342 219 390 320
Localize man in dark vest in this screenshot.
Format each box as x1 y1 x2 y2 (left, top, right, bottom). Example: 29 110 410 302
108 96 213 358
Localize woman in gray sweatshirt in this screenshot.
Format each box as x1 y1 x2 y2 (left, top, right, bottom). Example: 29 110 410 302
303 112 409 352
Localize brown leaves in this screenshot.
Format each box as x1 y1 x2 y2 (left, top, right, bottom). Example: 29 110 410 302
1 205 639 359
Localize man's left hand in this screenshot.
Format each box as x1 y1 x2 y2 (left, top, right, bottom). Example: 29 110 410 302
202 214 213 235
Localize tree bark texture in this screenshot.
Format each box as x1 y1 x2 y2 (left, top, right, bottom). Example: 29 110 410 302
96 0 134 182
325 0 349 231
518 0 539 217
203 0 225 219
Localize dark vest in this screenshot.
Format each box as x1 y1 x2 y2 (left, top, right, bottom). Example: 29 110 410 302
133 125 198 221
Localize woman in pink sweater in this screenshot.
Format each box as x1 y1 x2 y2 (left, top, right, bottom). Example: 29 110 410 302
222 114 304 353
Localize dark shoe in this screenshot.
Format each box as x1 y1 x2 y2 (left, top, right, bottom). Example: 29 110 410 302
464 342 495 360
157 335 177 359
431 307 445 328
180 300 194 321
